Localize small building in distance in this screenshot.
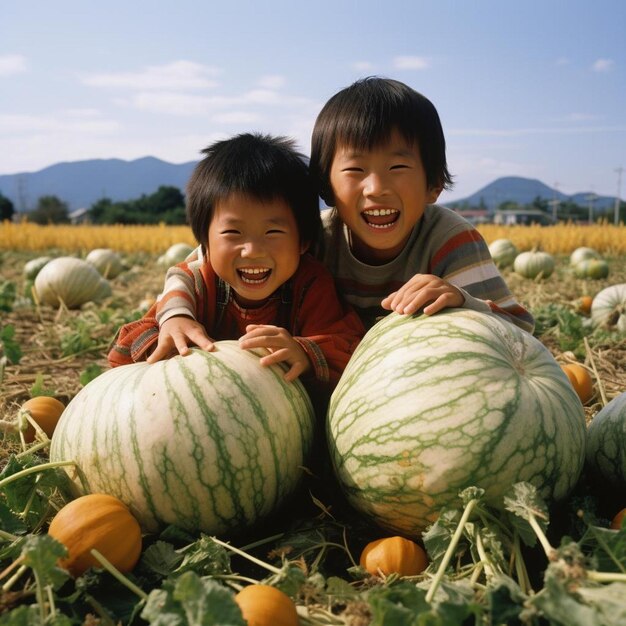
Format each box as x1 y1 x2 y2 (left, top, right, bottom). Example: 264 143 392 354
69 207 90 224
493 209 555 226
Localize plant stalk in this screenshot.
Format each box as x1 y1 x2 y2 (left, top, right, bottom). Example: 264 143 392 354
426 497 479 603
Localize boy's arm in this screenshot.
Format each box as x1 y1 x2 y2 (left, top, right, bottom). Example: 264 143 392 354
387 226 535 334
107 303 160 367
289 263 365 387
107 254 213 367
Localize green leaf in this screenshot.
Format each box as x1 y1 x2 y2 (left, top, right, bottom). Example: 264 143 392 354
576 583 626 625
579 524 626 574
0 499 28 535
264 562 307 597
503 482 549 546
367 581 430 625
79 363 103 386
21 534 69 589
530 575 600 626
176 535 232 577
423 509 465 567
29 374 56 398
0 280 16 312
486 575 527 625
141 571 246 626
0 324 22 364
0 454 76 530
141 541 185 577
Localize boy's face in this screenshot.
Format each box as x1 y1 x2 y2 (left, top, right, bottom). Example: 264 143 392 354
329 128 441 264
208 192 305 307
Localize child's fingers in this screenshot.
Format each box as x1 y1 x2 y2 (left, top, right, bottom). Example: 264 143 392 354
186 328 215 352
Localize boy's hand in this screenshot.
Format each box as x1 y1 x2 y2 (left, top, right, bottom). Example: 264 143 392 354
381 274 465 316
146 315 215 363
239 324 311 382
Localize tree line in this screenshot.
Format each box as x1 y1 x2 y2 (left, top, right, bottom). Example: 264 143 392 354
0 186 187 225
1 188 624 225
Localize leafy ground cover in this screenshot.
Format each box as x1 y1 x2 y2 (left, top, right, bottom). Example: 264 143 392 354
1 249 625 625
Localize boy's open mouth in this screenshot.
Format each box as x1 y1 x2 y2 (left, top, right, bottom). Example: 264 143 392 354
238 267 272 285
362 208 399 229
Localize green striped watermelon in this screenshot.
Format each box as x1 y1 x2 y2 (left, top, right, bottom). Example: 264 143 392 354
327 309 586 537
50 343 315 534
585 392 626 489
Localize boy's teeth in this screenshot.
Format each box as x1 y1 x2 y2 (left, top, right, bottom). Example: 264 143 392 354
364 208 397 216
239 268 271 283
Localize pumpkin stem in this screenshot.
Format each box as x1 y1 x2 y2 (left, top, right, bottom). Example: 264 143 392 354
0 529 20 543
0 460 77 491
89 549 148 600
211 536 282 575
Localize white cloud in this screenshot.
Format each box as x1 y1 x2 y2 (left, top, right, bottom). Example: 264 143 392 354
212 111 261 124
0 112 120 134
353 61 375 72
448 125 626 137
0 54 27 76
83 60 221 90
392 56 430 70
257 75 286 89
127 91 233 115
592 58 614 73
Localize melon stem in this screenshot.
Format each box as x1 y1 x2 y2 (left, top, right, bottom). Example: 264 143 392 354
425 497 479 603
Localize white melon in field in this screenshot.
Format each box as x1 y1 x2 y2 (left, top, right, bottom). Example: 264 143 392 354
34 257 111 308
85 248 124 279
590 283 626 331
49 344 315 535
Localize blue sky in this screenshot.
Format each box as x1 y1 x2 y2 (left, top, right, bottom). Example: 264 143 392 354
1 0 625 202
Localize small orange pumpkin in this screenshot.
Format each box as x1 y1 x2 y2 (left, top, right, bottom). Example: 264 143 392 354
20 396 65 443
576 295 593 315
48 493 142 577
611 508 626 530
359 536 428 577
561 363 593 404
234 584 298 626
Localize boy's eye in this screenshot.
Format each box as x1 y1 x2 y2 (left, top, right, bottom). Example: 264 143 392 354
341 167 363 173
267 229 286 235
221 229 240 235
390 164 410 170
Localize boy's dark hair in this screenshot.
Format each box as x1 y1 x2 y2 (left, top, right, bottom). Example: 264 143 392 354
310 77 453 206
186 132 321 251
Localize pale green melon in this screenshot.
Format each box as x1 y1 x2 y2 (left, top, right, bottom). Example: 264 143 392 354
50 344 315 535
327 309 586 537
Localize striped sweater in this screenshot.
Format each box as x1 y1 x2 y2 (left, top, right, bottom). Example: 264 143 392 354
320 205 535 333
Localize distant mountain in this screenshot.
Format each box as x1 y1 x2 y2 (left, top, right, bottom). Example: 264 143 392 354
448 176 617 213
0 157 198 212
0 161 619 215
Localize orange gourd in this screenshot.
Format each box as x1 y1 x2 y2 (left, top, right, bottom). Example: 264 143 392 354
20 396 65 443
611 508 626 530
359 536 428 577
48 493 142 577
561 363 593 404
576 296 593 315
234 584 298 626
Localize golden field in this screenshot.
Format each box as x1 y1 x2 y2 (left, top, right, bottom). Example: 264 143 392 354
1 220 625 255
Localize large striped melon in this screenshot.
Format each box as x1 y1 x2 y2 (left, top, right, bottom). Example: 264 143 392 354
50 343 315 535
327 309 586 537
585 392 626 489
